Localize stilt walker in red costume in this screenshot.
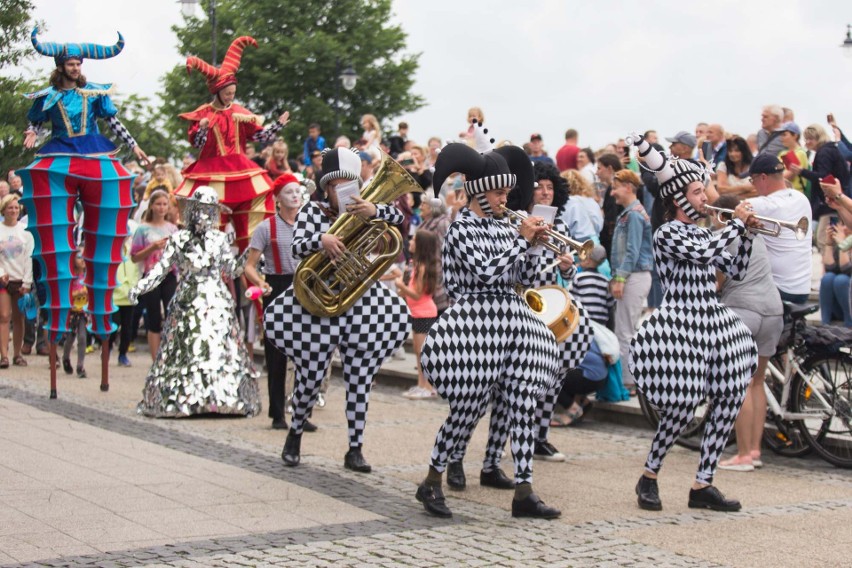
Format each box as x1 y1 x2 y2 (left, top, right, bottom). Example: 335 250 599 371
176 36 289 252
17 26 149 398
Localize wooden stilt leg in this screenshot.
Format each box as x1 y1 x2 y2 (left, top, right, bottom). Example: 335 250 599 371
49 343 57 399
100 341 109 392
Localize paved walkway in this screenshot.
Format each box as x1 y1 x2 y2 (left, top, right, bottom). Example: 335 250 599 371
0 346 850 568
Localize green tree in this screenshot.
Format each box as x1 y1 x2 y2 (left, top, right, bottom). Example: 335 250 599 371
0 0 36 174
160 0 424 157
104 93 187 163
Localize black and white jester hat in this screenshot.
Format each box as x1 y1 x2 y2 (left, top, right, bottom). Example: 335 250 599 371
319 147 362 191
626 132 709 221
508 160 569 214
432 142 533 217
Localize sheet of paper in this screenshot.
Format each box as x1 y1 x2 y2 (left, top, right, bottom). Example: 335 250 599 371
530 204 557 225
335 180 362 214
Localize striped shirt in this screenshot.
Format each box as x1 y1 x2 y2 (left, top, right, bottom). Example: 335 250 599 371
570 271 613 324
249 214 297 275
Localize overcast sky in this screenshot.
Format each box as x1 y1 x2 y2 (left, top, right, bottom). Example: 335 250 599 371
19 0 852 155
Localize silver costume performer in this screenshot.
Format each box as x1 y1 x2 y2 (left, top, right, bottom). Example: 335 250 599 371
131 186 261 418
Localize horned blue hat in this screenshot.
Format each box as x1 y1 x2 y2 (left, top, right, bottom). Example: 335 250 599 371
31 25 125 66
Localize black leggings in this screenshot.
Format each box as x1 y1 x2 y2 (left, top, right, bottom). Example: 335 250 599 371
110 305 135 356
139 272 177 334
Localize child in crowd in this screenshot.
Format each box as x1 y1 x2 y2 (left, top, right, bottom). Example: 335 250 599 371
111 238 139 367
570 244 614 326
62 250 88 378
395 229 440 400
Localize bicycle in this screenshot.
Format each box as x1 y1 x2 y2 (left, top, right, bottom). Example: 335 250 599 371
638 303 852 468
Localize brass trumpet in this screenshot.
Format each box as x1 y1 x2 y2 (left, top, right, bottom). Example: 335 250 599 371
500 205 595 260
704 205 810 241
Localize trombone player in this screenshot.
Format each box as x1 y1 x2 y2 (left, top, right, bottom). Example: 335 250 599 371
738 154 812 305
265 148 410 474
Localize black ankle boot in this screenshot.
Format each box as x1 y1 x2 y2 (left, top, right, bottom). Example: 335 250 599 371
636 475 662 511
479 468 515 490
511 492 561 519
344 448 372 473
688 485 741 512
416 481 452 518
446 462 466 490
281 431 302 467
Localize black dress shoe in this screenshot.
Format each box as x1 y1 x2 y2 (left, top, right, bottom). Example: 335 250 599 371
302 419 318 433
636 475 662 511
480 468 515 490
688 485 741 512
511 493 561 519
415 482 452 518
271 418 288 430
344 448 372 473
281 431 301 467
446 462 466 491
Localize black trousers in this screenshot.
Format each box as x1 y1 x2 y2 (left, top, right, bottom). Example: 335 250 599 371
263 273 294 421
556 369 601 408
110 305 135 356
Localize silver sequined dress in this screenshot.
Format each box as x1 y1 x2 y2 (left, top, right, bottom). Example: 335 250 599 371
132 228 262 418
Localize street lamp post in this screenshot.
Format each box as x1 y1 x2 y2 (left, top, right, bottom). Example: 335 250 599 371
334 60 359 135
842 24 852 59
179 0 217 65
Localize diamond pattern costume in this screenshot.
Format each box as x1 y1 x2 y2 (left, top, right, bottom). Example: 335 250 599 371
264 200 410 448
450 215 594 470
421 207 561 484
626 134 757 485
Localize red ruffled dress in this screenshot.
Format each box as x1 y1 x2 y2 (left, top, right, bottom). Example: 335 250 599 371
175 103 274 252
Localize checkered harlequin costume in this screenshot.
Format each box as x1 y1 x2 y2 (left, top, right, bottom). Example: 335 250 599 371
17 26 137 343
451 215 594 470
264 198 410 448
423 208 561 484
626 133 757 484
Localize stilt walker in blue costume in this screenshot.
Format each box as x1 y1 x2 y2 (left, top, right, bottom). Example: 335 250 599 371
17 26 149 398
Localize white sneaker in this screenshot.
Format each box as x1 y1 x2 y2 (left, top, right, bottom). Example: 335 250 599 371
408 387 436 400
316 393 326 408
401 386 421 399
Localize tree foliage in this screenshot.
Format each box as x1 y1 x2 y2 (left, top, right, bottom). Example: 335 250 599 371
0 0 36 174
160 0 424 157
105 93 187 163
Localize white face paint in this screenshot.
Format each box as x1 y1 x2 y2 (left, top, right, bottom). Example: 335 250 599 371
278 185 302 209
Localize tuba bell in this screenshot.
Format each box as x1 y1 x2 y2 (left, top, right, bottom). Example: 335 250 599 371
294 151 423 317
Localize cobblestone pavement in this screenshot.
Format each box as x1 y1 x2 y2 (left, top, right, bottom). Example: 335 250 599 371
0 348 850 567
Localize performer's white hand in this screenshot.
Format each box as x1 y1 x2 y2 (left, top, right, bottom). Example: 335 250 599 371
198 118 209 129
734 201 762 230
347 196 376 219
519 215 549 244
277 111 290 126
557 252 574 271
625 132 643 147
23 130 37 149
133 146 150 166
321 233 346 261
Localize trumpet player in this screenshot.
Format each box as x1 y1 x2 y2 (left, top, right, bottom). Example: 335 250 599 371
743 154 812 305
415 143 561 520
265 148 410 474
444 161 594 490
626 133 759 513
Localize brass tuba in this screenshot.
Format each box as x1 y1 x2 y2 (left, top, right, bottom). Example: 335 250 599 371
294 151 423 317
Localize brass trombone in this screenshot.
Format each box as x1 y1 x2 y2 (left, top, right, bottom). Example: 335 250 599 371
704 205 810 241
500 205 595 260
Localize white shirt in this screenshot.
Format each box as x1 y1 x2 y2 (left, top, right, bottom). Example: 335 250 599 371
747 189 813 295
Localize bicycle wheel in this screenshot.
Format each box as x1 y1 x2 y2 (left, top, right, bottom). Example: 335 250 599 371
792 352 852 468
762 356 811 457
637 392 710 451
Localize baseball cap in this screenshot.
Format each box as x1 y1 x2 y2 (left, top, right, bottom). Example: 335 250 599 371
589 244 607 264
665 131 697 148
530 133 543 142
780 121 801 136
358 151 373 164
748 153 785 176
